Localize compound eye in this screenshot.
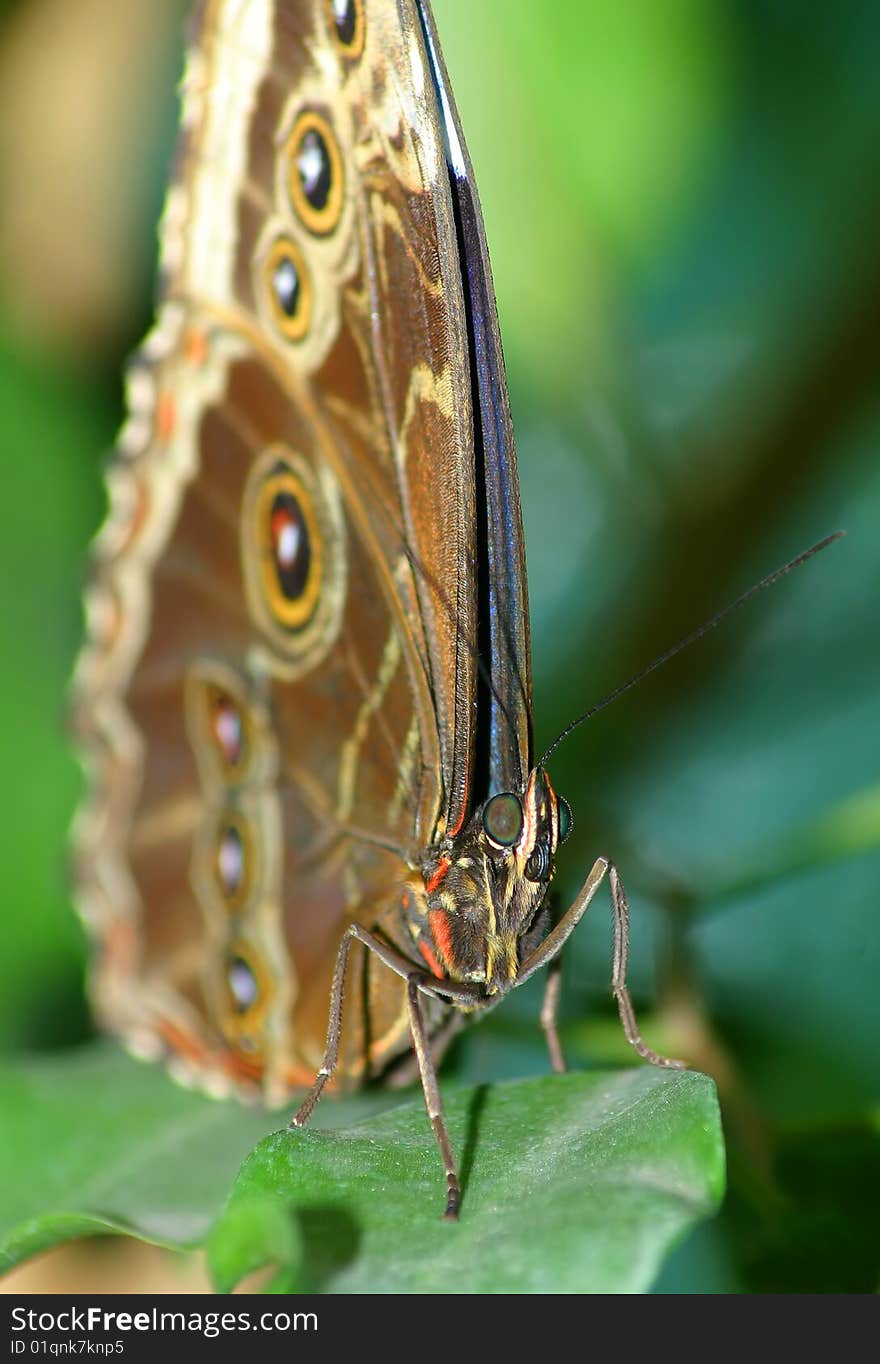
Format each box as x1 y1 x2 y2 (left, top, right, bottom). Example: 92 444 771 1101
525 844 551 882
557 797 573 844
482 792 523 848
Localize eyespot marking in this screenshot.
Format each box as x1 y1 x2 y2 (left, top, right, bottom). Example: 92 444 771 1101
213 814 257 911
185 670 254 783
254 461 322 632
326 0 364 57
241 444 346 675
265 236 312 342
213 942 272 1054
228 953 259 1012
287 109 344 236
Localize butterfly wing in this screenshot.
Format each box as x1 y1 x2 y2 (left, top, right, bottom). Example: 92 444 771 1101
73 0 530 1100
415 0 533 799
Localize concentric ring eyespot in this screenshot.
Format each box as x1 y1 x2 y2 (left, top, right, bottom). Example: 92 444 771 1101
286 110 344 236
213 812 256 911
482 792 524 849
325 0 364 57
241 444 346 673
185 670 255 785
265 236 312 342
254 460 323 633
216 942 272 1051
217 824 244 897
557 796 573 844
210 690 245 769
227 953 260 1014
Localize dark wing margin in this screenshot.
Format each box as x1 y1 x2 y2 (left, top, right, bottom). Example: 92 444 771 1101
414 0 534 802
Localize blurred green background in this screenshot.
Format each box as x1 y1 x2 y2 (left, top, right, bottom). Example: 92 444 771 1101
0 0 878 1292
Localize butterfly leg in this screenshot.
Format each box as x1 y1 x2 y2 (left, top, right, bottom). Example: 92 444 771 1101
289 924 468 1218
518 856 684 1069
608 863 684 1069
540 955 566 1074
288 923 437 1128
517 856 609 985
385 1011 465 1089
406 975 461 1221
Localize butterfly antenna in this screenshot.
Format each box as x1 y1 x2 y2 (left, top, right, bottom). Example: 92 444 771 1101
538 531 845 769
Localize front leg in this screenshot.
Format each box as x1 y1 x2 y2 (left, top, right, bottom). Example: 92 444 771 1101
287 922 405 1129
518 856 684 1070
608 863 683 1069
540 954 566 1074
288 922 470 1219
405 975 461 1220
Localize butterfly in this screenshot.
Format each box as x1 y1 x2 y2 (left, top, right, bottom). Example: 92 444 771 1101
72 0 685 1221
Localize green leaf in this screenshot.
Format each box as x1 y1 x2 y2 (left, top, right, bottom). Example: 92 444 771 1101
0 1044 272 1272
0 1046 723 1293
213 1067 723 1294
207 1195 303 1296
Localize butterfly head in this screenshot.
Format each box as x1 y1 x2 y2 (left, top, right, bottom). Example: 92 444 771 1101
412 769 572 997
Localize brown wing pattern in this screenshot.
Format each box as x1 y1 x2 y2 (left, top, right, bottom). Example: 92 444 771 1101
73 0 485 1099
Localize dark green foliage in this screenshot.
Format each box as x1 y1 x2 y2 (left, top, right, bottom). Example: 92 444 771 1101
0 1047 723 1293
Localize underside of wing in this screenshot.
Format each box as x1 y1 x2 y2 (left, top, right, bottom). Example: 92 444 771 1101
72 0 527 1100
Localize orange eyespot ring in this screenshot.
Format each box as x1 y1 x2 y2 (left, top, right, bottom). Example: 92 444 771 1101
254 461 323 632
286 109 345 236
264 236 312 342
325 0 364 58
241 444 346 672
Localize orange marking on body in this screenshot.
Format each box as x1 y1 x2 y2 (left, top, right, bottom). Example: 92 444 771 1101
429 909 456 971
185 327 208 366
156 391 176 440
419 937 446 980
447 797 467 839
543 771 563 840
425 855 451 895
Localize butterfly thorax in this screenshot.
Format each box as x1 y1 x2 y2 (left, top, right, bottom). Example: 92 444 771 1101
402 769 569 997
